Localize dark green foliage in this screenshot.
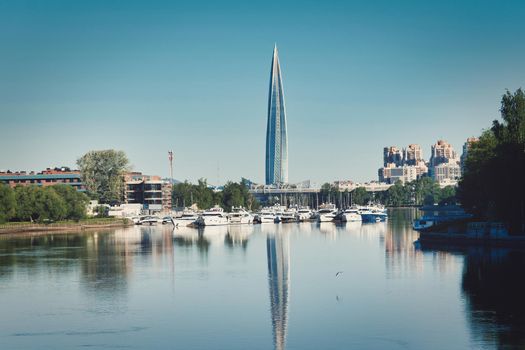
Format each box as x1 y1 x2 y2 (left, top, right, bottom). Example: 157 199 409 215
172 179 260 211
439 186 457 206
13 185 39 222
13 186 67 222
52 185 90 221
172 178 220 209
352 187 372 205
459 88 525 234
351 178 455 207
220 180 260 211
0 185 90 223
320 183 340 204
94 205 109 218
0 184 16 223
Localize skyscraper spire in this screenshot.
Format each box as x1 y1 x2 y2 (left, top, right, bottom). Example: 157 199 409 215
266 44 288 185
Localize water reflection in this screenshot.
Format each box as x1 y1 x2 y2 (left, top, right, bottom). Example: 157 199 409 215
384 209 424 278
462 247 525 349
225 225 254 249
267 231 290 350
318 222 337 239
2 212 525 349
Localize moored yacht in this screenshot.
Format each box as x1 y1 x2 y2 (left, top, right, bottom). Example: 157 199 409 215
279 209 297 223
296 206 313 222
196 206 229 226
172 211 199 227
228 207 254 225
317 203 338 222
360 203 388 223
257 208 277 223
341 207 362 222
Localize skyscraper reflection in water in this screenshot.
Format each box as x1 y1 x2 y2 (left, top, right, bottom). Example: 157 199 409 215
267 232 290 350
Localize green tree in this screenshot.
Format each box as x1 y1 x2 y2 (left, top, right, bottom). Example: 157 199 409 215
413 177 440 206
0 184 16 223
222 182 244 209
194 179 215 209
438 186 457 206
35 187 67 222
459 88 525 233
320 183 340 205
172 181 196 208
14 185 39 222
220 180 260 211
385 180 410 206
53 184 90 221
94 205 109 217
352 187 371 205
77 150 130 204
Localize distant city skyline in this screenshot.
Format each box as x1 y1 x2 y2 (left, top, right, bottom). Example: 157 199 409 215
1 0 525 184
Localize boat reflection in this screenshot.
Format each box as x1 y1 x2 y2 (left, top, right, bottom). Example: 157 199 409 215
225 225 254 249
267 231 290 350
318 222 337 239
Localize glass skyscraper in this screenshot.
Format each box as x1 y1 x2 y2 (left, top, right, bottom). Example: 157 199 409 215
266 44 288 185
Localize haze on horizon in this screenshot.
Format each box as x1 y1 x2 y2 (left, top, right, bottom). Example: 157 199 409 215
1 0 524 185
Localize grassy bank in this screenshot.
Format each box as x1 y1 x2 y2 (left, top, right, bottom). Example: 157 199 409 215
0 217 133 235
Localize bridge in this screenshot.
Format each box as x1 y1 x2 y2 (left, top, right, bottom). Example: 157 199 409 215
248 182 392 195
248 182 392 207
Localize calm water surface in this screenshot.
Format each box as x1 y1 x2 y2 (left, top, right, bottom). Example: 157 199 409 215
1 209 524 349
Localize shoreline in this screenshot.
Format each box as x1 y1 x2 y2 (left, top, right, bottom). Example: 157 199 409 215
0 219 134 236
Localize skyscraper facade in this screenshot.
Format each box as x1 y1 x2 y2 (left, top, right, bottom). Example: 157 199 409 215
265 45 288 185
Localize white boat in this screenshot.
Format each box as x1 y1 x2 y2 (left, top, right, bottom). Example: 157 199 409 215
138 216 160 225
172 211 199 227
161 216 173 224
196 206 229 226
341 207 362 222
317 203 338 222
228 207 254 225
360 203 388 223
296 207 313 222
279 209 297 223
257 208 277 224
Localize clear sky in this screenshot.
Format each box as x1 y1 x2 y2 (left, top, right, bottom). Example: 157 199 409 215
1 0 524 185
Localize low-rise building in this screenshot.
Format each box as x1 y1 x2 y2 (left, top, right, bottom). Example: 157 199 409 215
123 172 172 213
0 167 85 191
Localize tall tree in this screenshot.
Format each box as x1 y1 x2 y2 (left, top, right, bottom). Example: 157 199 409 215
0 184 16 223
77 150 130 204
14 185 39 222
459 88 525 233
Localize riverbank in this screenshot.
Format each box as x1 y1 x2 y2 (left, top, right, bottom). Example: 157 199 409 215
0 217 134 235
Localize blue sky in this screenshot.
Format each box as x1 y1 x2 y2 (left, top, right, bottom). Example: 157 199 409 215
1 0 524 184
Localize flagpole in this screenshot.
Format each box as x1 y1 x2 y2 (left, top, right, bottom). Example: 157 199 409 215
168 151 174 184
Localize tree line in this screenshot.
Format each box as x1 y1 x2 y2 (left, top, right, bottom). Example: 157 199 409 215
320 177 456 208
172 178 260 211
0 184 90 223
458 88 525 234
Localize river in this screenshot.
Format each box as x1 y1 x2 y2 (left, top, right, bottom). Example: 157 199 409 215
0 209 524 349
